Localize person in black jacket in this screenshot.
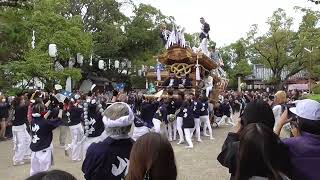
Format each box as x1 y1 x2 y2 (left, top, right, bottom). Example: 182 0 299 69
166 90 178 142
12 96 32 166
214 102 224 127
199 96 214 140
132 96 160 141
180 95 195 148
199 17 210 41
65 100 84 162
30 99 62 176
0 96 10 140
153 100 168 136
217 100 292 180
162 72 180 89
175 91 185 144
82 98 106 158
178 74 192 89
59 99 70 148
220 99 235 126
190 93 203 142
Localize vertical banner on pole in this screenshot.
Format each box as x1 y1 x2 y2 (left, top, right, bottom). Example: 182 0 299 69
195 60 201 81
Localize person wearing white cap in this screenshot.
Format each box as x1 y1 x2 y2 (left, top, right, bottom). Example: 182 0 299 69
82 102 134 180
275 99 320 180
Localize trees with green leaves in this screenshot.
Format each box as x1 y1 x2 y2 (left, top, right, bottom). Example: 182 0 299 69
246 8 320 86
0 0 93 91
220 39 252 89
0 0 177 92
122 4 174 63
221 8 320 89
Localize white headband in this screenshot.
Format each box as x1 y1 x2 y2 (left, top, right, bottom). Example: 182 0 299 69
103 102 134 128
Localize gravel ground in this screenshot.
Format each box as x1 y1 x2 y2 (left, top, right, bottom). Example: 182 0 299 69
0 124 235 180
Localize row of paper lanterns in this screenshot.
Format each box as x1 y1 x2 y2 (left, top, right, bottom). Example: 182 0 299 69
98 60 132 70
49 44 149 76
49 44 85 65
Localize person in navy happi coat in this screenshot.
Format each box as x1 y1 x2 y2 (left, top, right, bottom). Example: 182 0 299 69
29 100 62 176
82 102 134 180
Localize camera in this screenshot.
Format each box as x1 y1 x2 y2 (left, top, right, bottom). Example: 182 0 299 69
281 103 296 119
268 95 274 101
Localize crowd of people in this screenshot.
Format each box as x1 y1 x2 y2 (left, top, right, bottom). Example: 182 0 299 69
0 87 319 180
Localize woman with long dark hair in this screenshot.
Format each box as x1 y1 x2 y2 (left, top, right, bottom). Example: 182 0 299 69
126 132 177 180
217 100 292 179
236 123 291 180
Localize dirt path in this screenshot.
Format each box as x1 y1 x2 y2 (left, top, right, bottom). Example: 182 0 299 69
0 125 234 180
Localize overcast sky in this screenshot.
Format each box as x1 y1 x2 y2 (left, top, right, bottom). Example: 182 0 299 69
123 0 320 47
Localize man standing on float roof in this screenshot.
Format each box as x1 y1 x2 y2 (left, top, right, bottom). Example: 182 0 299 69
199 17 210 42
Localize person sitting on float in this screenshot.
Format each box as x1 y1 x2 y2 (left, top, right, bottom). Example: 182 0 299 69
209 45 222 65
178 73 192 89
162 72 180 89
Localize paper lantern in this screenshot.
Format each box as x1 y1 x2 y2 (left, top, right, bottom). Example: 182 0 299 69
114 60 120 69
127 61 132 68
66 77 72 92
77 53 83 64
54 61 64 71
98 60 105 70
31 30 35 49
68 58 75 68
89 55 93 66
48 44 57 57
121 61 126 68
195 60 201 81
